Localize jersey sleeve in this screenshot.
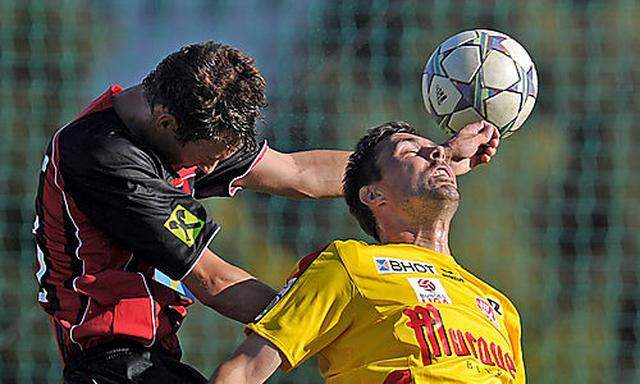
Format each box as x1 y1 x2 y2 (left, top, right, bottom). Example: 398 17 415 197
246 243 357 371
193 140 268 198
58 126 219 281
507 306 526 383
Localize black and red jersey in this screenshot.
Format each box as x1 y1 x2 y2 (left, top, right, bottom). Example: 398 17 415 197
33 85 267 364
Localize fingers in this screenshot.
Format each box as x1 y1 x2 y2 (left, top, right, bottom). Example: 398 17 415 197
474 125 498 166
484 146 497 157
455 121 500 172
467 121 499 147
474 149 492 165
489 123 500 147
491 123 500 139
460 120 488 135
481 121 499 140
449 120 501 166
460 120 499 137
482 122 500 156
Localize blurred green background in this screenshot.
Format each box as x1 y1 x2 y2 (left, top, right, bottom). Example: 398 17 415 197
1 0 638 382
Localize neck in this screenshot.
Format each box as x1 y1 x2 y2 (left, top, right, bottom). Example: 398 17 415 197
377 201 456 256
112 84 181 168
112 84 151 139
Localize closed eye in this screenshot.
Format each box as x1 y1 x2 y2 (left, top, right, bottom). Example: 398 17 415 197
396 141 421 157
403 150 419 158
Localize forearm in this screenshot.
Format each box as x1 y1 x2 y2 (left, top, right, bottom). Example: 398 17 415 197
211 334 283 384
203 278 277 324
184 249 277 323
237 148 351 200
283 150 351 199
211 359 252 384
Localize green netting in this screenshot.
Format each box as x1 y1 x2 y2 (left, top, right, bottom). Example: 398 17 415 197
1 0 639 382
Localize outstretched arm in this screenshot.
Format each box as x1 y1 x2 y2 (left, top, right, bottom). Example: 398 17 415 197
236 121 499 200
211 333 283 384
235 147 351 199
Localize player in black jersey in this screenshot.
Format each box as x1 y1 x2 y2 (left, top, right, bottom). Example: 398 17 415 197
34 41 499 383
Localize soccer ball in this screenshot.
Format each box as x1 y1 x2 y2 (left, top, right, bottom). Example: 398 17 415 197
422 29 538 138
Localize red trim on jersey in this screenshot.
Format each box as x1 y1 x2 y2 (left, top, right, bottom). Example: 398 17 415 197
40 130 85 360
49 85 126 350
383 369 412 384
172 166 198 194
75 84 124 120
287 244 331 280
50 128 90 350
176 167 198 180
37 85 191 364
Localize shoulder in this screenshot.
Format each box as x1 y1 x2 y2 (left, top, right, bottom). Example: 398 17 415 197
284 240 379 290
57 109 156 174
460 267 522 326
286 240 370 280
497 292 522 331
329 239 385 273
330 239 377 261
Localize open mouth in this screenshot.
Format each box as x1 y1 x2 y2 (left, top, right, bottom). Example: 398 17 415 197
429 166 457 188
432 167 453 180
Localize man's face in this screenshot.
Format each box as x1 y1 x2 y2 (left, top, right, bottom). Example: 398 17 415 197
375 132 459 205
177 139 239 174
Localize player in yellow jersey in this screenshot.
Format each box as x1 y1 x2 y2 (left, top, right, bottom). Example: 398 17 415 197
212 121 524 383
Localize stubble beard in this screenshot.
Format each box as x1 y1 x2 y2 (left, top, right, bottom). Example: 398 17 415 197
425 183 460 202
400 182 460 223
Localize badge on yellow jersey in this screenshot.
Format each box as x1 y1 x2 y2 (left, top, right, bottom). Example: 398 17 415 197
407 277 452 304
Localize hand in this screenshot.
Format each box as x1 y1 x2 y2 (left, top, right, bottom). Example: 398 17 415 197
443 121 500 176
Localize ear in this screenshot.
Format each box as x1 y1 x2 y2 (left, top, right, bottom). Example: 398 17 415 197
358 185 385 208
153 108 179 135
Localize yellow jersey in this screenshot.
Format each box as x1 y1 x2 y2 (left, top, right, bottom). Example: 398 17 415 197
248 240 525 383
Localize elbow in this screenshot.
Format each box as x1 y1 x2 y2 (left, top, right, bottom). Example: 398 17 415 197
273 179 322 200
288 187 322 200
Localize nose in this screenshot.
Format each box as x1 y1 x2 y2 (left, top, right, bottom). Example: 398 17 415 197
428 145 448 162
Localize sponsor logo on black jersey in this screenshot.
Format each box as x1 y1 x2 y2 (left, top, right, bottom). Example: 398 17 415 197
163 204 205 247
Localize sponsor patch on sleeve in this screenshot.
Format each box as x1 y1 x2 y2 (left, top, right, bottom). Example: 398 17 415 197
476 296 502 328
374 257 437 275
163 204 205 247
408 277 451 304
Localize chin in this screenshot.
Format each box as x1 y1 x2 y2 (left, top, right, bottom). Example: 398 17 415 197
430 185 460 201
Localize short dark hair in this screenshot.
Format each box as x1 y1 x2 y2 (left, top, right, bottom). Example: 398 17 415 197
142 41 266 149
343 121 418 241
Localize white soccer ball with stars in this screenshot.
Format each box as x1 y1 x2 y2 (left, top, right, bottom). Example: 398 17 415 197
422 29 538 138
